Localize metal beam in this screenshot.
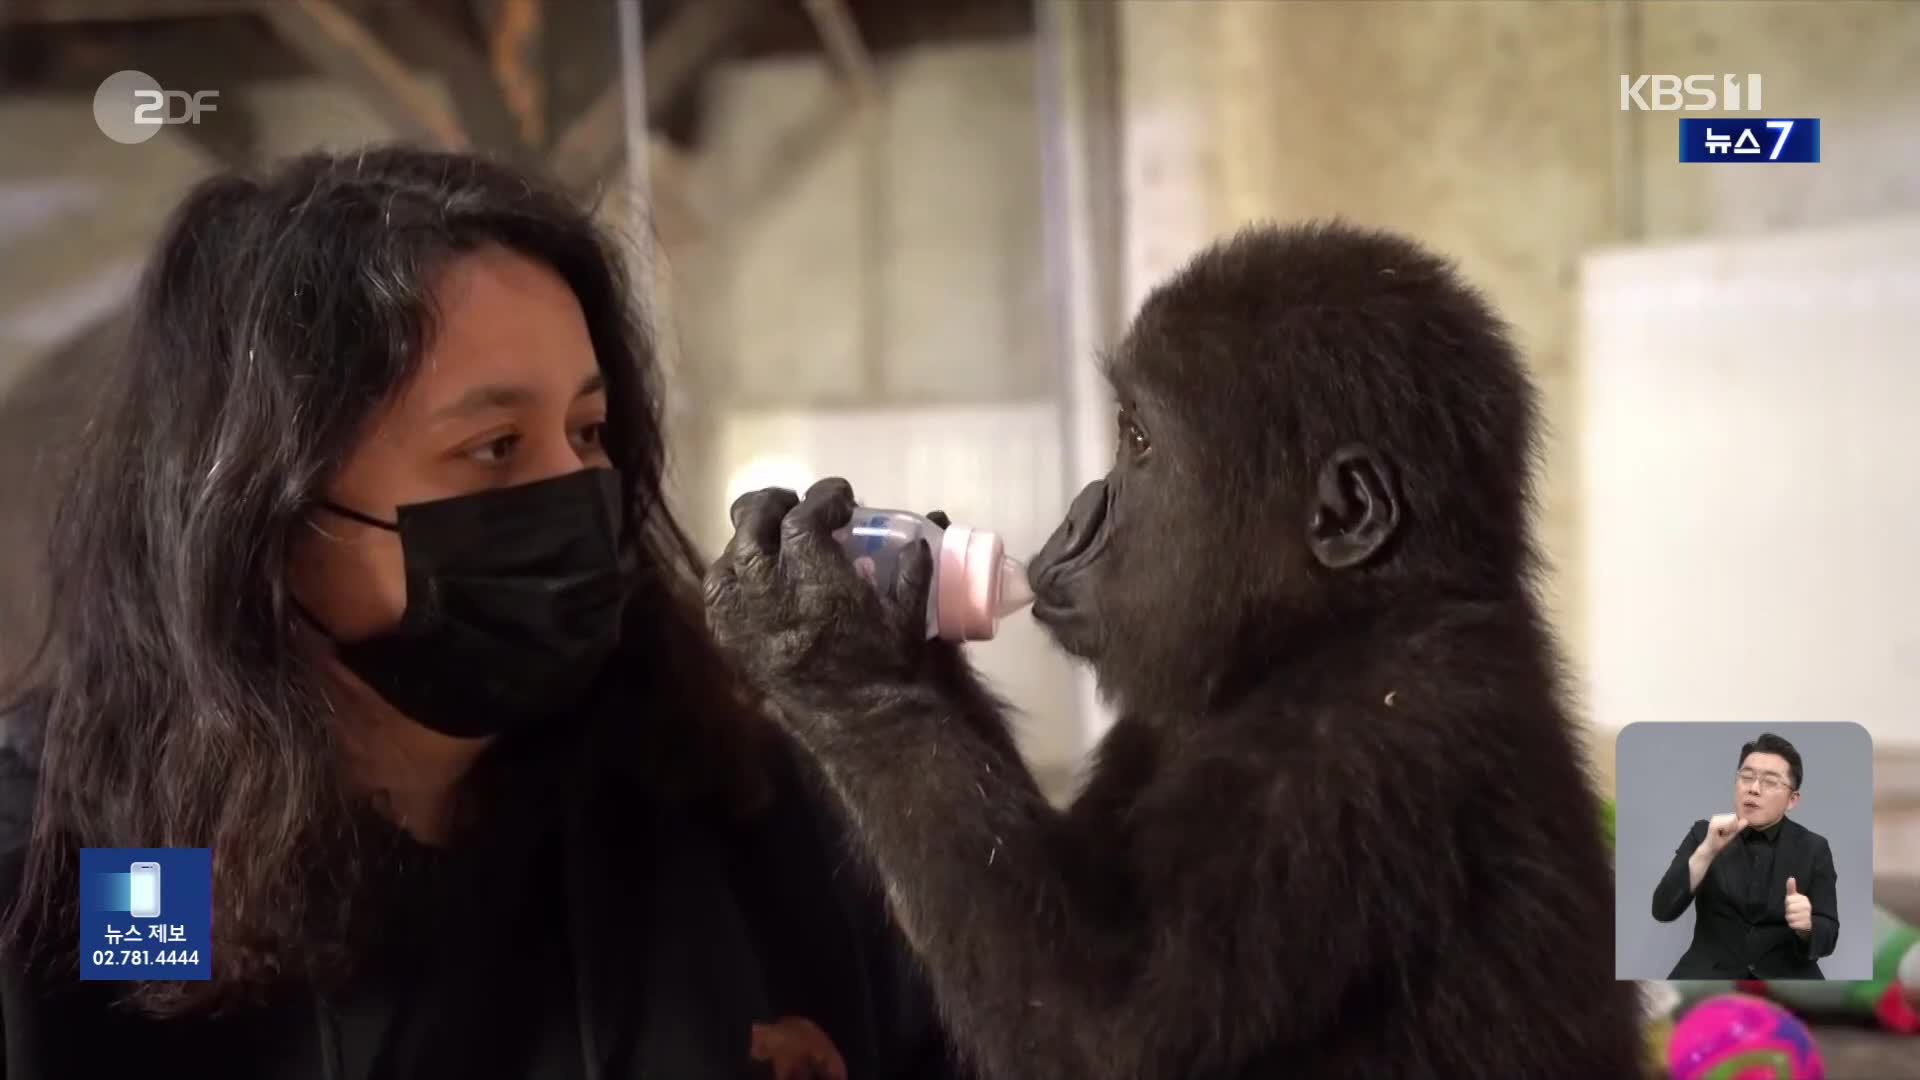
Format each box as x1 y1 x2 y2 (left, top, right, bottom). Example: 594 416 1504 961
480 0 546 148
715 0 878 233
547 0 760 199
800 0 878 102
729 92 862 230
361 0 538 162
258 0 470 149
643 135 703 247
2 0 263 22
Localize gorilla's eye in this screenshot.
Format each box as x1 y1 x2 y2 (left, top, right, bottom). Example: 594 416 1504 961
1117 407 1151 459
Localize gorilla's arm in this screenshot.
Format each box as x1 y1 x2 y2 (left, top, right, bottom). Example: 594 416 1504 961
787 682 1459 1080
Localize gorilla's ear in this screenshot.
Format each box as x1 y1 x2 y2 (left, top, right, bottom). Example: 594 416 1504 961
1308 444 1400 570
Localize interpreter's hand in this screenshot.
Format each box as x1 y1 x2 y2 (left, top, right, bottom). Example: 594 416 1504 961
1697 812 1748 859
750 1016 848 1080
1785 877 1813 933
705 479 935 712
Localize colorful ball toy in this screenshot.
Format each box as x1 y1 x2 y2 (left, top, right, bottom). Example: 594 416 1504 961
1668 993 1825 1080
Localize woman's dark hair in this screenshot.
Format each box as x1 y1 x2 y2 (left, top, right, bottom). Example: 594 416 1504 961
0 145 771 1016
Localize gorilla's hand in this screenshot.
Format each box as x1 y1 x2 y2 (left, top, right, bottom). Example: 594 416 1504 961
705 478 936 710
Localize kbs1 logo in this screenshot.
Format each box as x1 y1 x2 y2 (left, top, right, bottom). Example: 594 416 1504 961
1619 74 1763 112
1619 74 1820 164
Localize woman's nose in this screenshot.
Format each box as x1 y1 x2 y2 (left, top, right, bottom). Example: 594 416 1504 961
532 437 595 478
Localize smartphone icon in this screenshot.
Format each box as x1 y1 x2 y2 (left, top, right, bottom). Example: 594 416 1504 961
128 862 161 919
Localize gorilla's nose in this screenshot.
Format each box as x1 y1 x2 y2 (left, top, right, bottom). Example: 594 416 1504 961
1030 479 1109 591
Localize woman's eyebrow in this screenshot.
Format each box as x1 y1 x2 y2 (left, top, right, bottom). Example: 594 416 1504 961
432 372 603 422
429 383 536 422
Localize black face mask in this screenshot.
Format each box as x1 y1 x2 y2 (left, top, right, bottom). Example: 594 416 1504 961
313 467 637 740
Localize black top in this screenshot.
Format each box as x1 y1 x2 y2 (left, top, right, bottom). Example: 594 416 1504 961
0 728 964 1079
309 813 585 1077
1650 814 1840 980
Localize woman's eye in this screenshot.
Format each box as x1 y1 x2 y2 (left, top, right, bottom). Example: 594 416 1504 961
466 433 519 465
574 422 606 450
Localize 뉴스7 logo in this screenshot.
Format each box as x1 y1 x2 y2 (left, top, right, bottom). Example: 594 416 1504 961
1620 75 1763 112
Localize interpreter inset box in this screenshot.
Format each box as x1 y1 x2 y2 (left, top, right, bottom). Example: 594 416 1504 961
1614 722 1873 981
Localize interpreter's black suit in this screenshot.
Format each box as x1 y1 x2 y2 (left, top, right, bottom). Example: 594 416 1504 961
1651 815 1839 980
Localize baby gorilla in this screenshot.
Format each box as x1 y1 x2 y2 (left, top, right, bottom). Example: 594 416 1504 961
705 221 1645 1080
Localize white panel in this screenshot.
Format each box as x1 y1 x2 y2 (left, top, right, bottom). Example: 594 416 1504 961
1578 217 1920 749
713 403 1083 769
882 43 1049 402
701 58 867 404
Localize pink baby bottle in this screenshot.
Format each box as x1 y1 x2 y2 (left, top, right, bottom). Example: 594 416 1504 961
833 507 1033 642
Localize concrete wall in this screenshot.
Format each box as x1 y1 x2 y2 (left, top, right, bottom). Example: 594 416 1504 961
1633 1 1920 239
677 42 1048 417
673 42 1055 561
671 42 1087 782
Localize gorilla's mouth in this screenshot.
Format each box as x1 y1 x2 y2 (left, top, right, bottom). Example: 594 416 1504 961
1031 484 1111 597
1028 594 1100 660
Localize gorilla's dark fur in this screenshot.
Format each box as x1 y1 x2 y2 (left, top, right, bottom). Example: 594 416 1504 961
706 221 1645 1080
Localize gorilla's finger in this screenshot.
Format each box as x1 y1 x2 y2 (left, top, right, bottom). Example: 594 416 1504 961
887 538 935 644
783 478 857 564
731 487 800 532
803 476 856 506
925 510 950 530
703 553 731 593
727 488 800 564
703 554 739 609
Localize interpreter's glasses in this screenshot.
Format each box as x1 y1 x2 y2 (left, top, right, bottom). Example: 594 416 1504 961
1736 769 1791 794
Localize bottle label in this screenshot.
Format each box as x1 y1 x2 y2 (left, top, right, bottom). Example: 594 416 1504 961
848 514 892 555
846 514 901 588
834 509 946 639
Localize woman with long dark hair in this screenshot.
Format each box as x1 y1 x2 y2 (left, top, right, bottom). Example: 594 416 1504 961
0 146 958 1079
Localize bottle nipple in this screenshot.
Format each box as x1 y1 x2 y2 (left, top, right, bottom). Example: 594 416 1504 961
995 554 1033 617
936 526 1031 641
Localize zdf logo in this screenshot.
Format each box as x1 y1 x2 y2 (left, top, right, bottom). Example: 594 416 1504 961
1620 74 1763 112
93 70 219 144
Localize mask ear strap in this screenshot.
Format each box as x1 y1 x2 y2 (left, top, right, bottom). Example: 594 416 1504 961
288 597 342 644
318 501 398 532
